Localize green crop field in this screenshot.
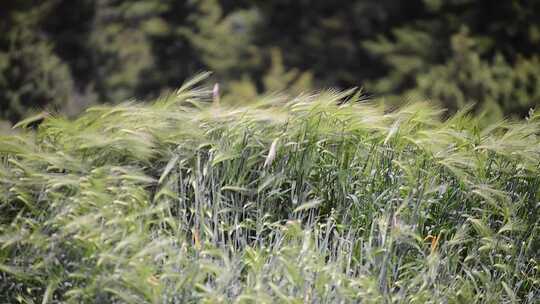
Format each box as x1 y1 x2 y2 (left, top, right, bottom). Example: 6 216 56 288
0 74 538 303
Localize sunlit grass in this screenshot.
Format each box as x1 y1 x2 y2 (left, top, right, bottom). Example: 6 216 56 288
1 74 539 303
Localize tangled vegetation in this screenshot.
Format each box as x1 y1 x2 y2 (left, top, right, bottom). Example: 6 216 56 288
0 74 539 303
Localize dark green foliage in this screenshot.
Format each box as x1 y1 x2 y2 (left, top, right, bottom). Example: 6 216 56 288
369 28 540 121
43 0 161 102
1 0 539 124
0 2 74 124
140 0 261 96
363 0 540 118
253 0 425 87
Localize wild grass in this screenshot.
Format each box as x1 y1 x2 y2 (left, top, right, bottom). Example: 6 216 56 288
0 74 539 303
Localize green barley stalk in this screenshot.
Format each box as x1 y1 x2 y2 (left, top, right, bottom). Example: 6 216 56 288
0 73 538 303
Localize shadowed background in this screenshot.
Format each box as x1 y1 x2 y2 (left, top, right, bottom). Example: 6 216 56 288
1 0 539 126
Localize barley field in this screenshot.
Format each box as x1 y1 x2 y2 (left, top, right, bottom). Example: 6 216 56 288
0 74 538 303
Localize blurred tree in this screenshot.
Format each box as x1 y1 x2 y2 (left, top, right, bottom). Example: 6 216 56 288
363 0 540 118
0 1 75 123
411 29 540 120
1 0 539 123
43 0 160 102
140 0 262 97
262 47 313 94
252 0 425 88
222 47 313 105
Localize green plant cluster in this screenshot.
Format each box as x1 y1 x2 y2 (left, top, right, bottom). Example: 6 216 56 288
1 0 539 126
1 75 538 303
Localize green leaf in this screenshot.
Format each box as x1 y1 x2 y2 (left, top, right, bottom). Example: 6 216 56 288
293 199 322 213
158 154 179 184
12 112 49 129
